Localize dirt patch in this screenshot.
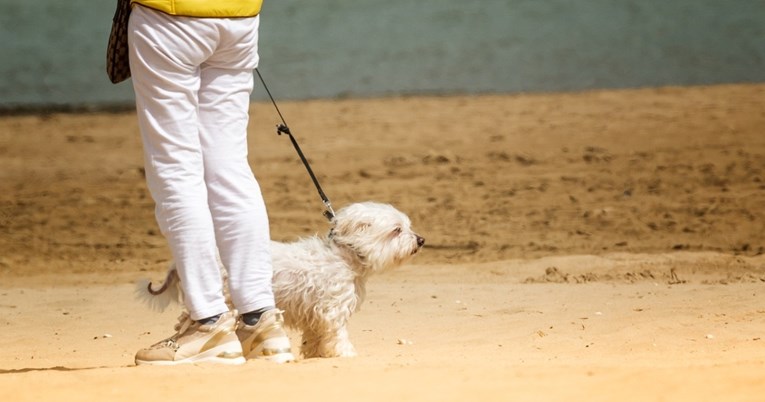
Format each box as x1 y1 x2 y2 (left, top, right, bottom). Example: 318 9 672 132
2 84 765 277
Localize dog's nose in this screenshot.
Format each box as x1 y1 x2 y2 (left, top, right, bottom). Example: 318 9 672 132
416 235 425 247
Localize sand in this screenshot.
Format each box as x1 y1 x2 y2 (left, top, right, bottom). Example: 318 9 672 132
1 84 764 401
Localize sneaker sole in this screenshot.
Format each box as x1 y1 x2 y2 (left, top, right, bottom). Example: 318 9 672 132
135 355 246 366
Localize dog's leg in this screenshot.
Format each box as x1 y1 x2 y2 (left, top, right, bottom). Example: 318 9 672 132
311 317 357 358
323 327 357 358
301 326 356 358
300 329 323 359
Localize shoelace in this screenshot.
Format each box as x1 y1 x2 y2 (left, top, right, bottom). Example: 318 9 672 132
173 312 194 335
153 312 194 350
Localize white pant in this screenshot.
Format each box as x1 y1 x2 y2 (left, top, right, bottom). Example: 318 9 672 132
128 5 273 320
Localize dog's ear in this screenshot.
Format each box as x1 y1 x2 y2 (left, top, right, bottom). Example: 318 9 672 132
331 218 371 240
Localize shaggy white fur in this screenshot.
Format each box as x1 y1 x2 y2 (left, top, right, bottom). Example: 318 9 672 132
136 202 425 358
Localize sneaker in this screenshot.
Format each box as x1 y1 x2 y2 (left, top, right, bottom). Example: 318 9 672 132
135 310 245 366
236 309 295 363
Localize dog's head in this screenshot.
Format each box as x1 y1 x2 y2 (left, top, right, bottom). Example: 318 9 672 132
329 202 424 273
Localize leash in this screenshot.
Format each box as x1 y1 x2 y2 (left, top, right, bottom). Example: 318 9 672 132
255 68 336 221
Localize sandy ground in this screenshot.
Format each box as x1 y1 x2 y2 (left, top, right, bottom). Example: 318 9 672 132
1 84 765 400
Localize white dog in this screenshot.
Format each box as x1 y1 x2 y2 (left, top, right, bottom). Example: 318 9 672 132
137 202 424 358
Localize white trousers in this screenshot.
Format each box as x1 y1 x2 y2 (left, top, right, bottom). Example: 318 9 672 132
128 5 274 320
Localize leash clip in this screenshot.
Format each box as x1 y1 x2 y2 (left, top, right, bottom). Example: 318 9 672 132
323 203 336 221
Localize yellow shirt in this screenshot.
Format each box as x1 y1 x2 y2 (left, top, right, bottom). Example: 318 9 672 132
131 0 263 17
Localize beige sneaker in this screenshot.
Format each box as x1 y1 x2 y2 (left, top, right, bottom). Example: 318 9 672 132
236 309 295 363
135 310 245 366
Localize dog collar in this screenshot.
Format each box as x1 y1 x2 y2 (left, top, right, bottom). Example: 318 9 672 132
327 234 368 270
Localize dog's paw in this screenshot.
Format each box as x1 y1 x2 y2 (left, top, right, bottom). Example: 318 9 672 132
330 342 357 358
336 349 357 358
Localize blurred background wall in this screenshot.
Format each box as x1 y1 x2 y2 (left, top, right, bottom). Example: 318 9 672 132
1 0 764 110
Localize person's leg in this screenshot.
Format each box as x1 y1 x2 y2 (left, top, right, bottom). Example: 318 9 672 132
197 16 294 362
129 5 228 321
197 15 276 316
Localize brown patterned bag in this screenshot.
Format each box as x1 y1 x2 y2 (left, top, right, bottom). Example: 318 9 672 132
106 0 132 84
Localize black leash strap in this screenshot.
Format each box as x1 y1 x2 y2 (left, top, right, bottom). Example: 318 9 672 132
255 68 335 221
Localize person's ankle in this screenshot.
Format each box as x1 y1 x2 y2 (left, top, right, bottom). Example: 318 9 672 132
197 313 222 326
241 307 274 326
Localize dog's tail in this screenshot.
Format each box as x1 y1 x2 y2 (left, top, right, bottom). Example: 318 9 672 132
134 266 181 312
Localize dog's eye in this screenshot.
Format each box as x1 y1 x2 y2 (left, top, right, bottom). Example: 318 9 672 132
392 227 402 235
